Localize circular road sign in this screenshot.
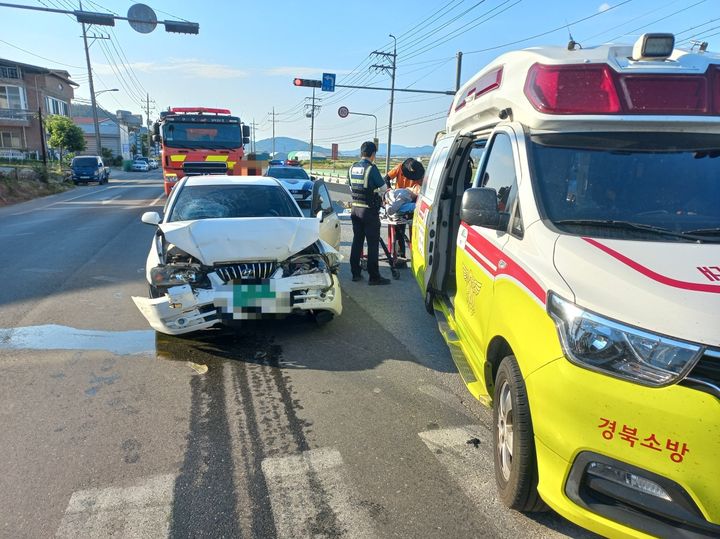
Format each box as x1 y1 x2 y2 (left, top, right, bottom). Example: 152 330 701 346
127 3 158 34
338 106 349 118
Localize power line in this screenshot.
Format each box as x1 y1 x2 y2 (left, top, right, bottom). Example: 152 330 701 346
607 0 706 41
580 0 681 43
464 0 633 55
0 38 84 68
402 0 522 62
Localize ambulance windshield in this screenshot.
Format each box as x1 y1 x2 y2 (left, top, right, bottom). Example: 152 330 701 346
530 132 720 242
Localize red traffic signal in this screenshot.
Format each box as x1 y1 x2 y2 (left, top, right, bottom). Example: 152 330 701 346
293 78 322 88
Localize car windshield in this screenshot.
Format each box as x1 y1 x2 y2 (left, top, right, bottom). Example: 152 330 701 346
162 121 241 150
529 132 720 241
72 157 97 167
266 167 310 180
168 184 302 222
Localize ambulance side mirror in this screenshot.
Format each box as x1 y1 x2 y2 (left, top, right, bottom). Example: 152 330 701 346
461 188 501 229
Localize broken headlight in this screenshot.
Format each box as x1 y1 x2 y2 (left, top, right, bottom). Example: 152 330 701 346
284 254 327 276
150 264 204 286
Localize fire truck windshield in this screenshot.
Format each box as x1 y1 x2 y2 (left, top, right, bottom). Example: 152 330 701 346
161 121 241 150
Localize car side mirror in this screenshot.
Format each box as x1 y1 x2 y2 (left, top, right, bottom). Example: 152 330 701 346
316 209 324 223
461 188 501 228
141 211 161 225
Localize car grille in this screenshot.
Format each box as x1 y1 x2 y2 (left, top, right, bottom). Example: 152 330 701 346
183 161 228 175
214 262 278 283
681 349 720 399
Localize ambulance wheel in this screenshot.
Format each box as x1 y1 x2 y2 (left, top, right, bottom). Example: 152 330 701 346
424 289 435 315
493 355 546 512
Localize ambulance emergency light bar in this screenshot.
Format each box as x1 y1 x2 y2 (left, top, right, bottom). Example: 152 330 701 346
632 33 675 61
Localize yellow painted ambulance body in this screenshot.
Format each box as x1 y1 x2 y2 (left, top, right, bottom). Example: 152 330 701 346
413 35 720 537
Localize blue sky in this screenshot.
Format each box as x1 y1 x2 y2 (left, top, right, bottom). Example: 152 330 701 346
1 0 716 149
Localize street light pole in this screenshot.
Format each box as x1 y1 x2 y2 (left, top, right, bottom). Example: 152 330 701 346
80 0 101 155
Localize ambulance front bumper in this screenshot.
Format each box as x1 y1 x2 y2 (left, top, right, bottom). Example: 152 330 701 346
526 358 720 538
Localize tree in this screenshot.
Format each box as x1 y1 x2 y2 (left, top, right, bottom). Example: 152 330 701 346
101 147 113 161
45 115 86 165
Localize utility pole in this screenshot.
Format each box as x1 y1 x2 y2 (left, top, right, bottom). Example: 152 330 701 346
250 118 257 154
271 107 275 157
80 0 101 156
38 106 47 166
304 89 320 172
371 34 397 173
455 51 463 92
144 92 151 157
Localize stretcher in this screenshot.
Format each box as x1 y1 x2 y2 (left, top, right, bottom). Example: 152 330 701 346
360 208 413 280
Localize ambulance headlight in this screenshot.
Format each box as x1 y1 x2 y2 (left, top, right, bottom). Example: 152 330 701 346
547 293 702 387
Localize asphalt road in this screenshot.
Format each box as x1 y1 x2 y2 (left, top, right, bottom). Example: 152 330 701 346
0 170 593 538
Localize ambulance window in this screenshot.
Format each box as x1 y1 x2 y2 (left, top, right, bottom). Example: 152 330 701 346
421 136 453 200
479 133 520 233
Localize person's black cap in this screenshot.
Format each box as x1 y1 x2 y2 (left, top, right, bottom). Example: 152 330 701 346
361 141 377 157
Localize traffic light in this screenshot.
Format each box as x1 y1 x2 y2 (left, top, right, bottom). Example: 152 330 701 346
164 20 200 34
293 78 322 88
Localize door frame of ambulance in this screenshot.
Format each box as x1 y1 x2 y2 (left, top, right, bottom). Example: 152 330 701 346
311 179 341 251
421 132 474 303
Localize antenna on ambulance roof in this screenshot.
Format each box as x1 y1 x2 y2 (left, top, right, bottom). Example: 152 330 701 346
566 21 582 51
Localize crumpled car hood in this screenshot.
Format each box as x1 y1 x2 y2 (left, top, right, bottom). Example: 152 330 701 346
159 217 320 264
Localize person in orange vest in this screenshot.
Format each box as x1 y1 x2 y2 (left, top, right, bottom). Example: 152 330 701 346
383 158 425 264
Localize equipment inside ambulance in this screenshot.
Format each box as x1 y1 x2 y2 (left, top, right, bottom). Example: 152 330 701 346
413 33 720 539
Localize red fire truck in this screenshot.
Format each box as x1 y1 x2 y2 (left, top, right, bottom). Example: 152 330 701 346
152 107 251 195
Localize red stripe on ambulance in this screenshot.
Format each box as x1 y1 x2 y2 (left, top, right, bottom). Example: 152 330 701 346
462 223 547 304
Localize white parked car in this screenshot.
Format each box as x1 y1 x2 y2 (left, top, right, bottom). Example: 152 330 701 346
131 160 149 172
132 175 342 335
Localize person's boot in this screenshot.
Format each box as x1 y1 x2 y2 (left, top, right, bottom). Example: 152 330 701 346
368 276 391 286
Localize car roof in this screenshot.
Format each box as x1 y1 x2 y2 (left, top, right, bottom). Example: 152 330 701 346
183 175 282 187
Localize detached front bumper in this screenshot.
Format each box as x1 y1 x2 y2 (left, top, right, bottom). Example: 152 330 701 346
132 271 342 335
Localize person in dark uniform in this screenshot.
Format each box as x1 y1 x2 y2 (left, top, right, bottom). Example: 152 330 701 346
348 141 391 285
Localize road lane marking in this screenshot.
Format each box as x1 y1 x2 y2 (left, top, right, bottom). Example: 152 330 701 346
148 194 165 207
101 194 123 205
418 426 584 538
262 448 376 539
55 474 175 538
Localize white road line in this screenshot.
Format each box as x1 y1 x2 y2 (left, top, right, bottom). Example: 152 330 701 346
101 194 123 205
418 426 581 538
262 448 376 539
148 194 165 207
55 474 175 538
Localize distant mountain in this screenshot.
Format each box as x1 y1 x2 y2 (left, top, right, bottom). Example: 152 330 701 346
256 137 433 158
255 137 331 155
71 103 114 119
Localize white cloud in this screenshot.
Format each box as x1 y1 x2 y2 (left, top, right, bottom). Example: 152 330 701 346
94 59 248 79
598 2 611 12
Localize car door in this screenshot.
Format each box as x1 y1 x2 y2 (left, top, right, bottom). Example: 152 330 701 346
419 133 474 295
454 127 522 364
311 179 341 250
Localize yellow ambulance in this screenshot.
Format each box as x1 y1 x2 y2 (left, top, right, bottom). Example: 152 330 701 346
413 34 720 538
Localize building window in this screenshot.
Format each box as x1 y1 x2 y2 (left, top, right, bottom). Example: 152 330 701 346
0 85 27 110
45 96 69 116
0 131 22 148
0 66 20 79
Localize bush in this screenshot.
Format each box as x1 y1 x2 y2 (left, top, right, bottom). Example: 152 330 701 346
112 156 123 167
122 159 133 172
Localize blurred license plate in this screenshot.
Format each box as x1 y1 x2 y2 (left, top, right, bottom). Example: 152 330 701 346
232 282 276 309
292 193 304 199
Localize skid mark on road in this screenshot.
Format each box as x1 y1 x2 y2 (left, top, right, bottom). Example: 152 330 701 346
262 448 376 539
55 474 174 538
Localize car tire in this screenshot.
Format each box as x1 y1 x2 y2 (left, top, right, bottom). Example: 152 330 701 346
149 285 164 299
493 354 546 512
313 310 334 326
424 288 435 315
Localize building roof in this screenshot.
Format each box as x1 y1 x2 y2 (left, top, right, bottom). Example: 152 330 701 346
0 58 79 87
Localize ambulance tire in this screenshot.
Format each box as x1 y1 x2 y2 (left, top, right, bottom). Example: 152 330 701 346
493 355 546 512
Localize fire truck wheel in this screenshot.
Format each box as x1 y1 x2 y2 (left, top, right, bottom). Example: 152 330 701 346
424 289 435 315
493 355 546 512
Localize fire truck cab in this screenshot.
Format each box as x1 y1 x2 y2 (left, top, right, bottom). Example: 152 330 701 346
413 34 720 538
153 107 251 195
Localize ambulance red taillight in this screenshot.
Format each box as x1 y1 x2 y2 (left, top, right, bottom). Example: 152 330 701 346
524 64 621 114
525 62 720 115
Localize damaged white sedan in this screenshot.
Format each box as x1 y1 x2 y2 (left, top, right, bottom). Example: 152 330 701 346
132 175 342 335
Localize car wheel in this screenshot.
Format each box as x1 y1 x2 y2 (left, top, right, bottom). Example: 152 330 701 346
424 288 435 315
313 310 334 326
149 285 164 299
493 355 546 512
